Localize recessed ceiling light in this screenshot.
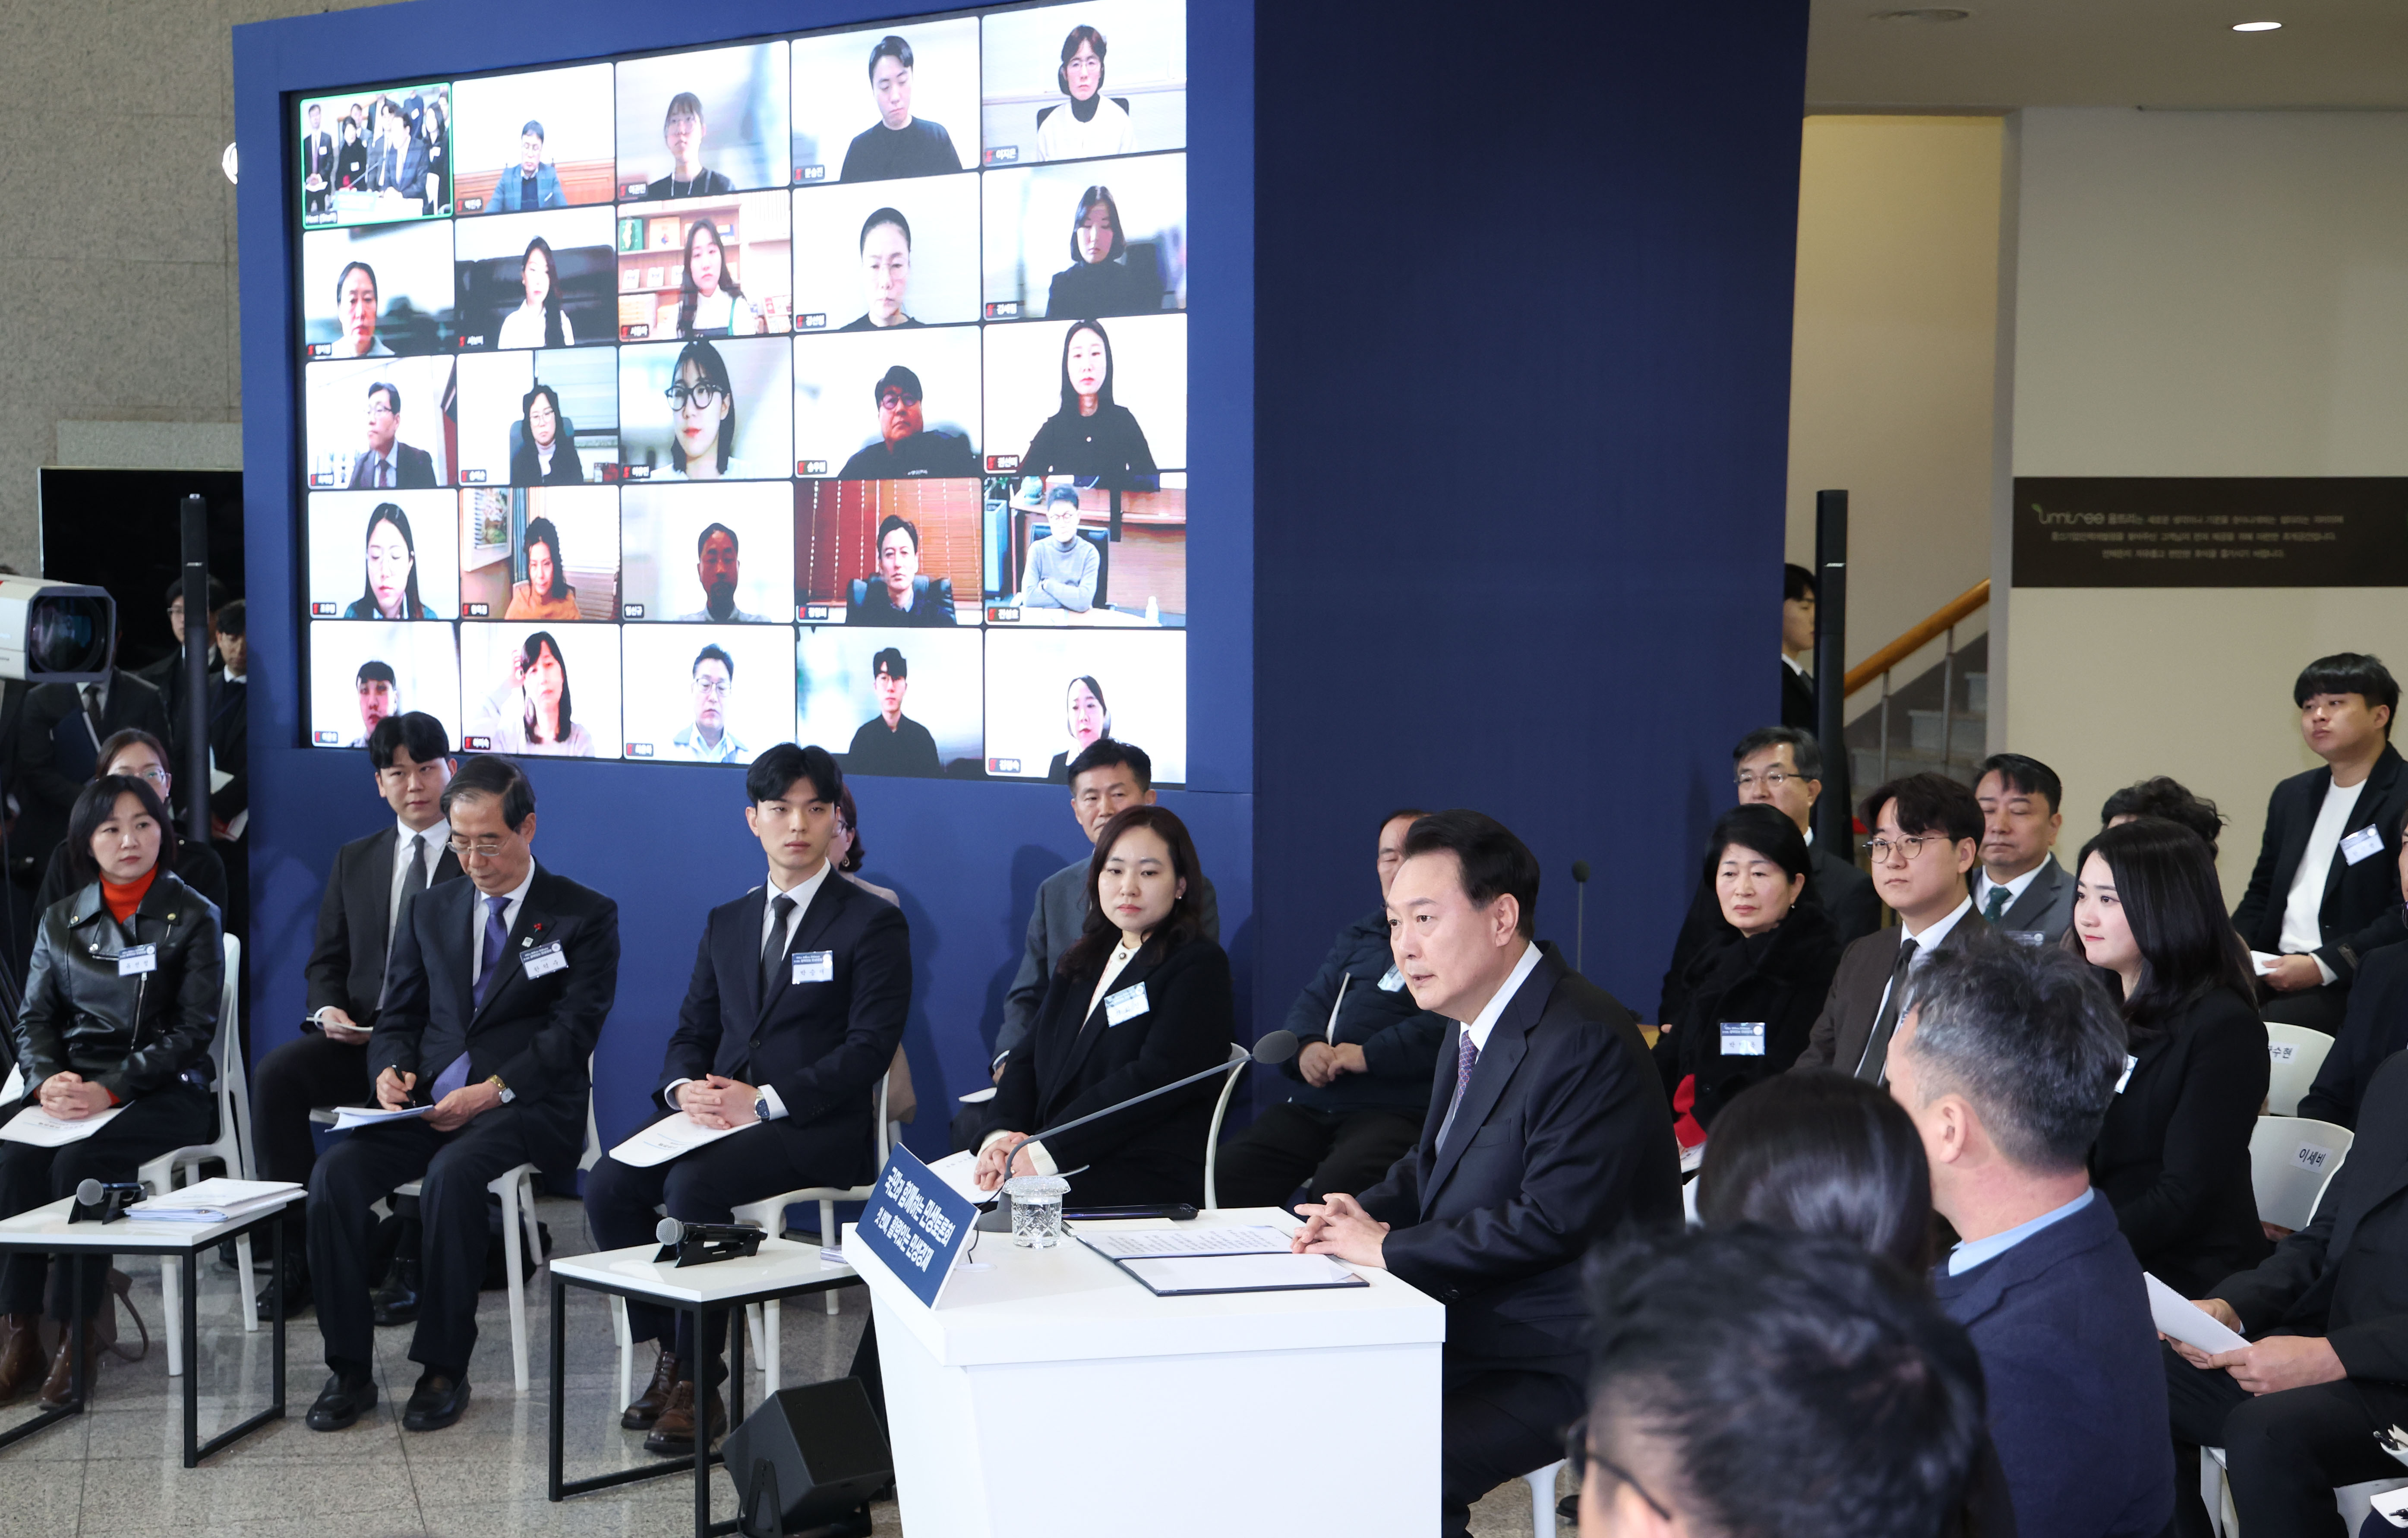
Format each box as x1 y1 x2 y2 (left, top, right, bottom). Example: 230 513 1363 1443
2232 20 2282 30
1874 6 1972 19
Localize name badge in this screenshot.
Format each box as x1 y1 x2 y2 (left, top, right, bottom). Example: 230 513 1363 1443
2115 1053 2138 1094
792 951 834 985
521 941 567 979
2003 929 2047 948
116 945 157 977
1377 965 1407 993
1719 1022 1767 1057
1103 982 1149 1026
2343 825 2385 865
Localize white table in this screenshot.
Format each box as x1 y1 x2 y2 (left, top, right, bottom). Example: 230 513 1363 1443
846 1207 1446 1538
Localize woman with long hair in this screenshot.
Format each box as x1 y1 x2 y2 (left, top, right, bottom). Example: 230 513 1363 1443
1045 185 1159 319
1045 673 1110 782
344 501 435 619
496 236 571 350
503 515 580 620
508 385 584 486
489 630 592 757
1019 320 1157 489
665 338 738 479
675 220 761 338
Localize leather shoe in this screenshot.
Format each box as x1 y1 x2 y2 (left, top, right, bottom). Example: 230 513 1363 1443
38 1322 107 1409
0 1314 41 1403
401 1370 470 1431
642 1380 726 1456
370 1257 420 1327
306 1372 377 1431
621 1348 681 1429
256 1253 311 1323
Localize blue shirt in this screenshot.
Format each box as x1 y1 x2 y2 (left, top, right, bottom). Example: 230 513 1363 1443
1947 1187 2096 1276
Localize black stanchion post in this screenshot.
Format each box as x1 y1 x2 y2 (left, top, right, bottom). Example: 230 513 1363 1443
180 495 210 847
1814 490 1851 859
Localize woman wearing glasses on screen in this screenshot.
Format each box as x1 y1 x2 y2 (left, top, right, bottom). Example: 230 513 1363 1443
509 385 584 487
496 236 573 350
1045 186 1161 321
1044 673 1111 783
503 515 581 620
1019 319 1158 490
662 338 752 480
675 221 763 338
342 501 437 619
1036 25 1136 163
477 631 592 757
644 93 734 201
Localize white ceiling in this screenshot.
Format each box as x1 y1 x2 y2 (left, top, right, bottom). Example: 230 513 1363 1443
1808 0 2408 111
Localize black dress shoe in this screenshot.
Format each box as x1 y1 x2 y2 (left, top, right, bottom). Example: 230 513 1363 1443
306 1373 377 1431
401 1370 470 1431
370 1257 420 1327
621 1348 681 1430
256 1254 311 1323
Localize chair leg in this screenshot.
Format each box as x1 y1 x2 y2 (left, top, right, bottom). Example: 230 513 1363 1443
497 1175 529 1394
762 1300 781 1394
518 1175 543 1277
821 1200 840 1316
744 1302 766 1375
1524 1460 1564 1537
235 1232 257 1334
2202 1449 2229 1538
161 1257 184 1377
612 1296 633 1410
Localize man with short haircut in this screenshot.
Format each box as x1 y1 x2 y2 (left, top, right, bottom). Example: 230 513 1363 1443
1780 562 1816 731
135 573 225 775
303 104 335 218
839 34 964 183
345 660 398 747
1887 937 2174 1538
1972 751 2075 944
1576 1226 1988 1538
487 119 563 212
348 381 437 489
676 522 768 623
2102 775 2226 856
671 644 747 764
843 647 941 778
209 600 251 938
836 366 977 480
1016 486 1099 613
305 756 619 1434
2233 652 2408 1033
333 261 388 358
255 712 462 1318
1793 771 1987 1078
1293 810 1679 1538
846 513 957 625
1212 810 1445 1212
16 634 174 896
585 744 909 1454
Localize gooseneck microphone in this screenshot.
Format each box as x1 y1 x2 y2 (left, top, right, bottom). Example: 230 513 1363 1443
1572 861 1592 972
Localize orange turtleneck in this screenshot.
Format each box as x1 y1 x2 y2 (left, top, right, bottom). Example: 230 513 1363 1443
102 865 158 925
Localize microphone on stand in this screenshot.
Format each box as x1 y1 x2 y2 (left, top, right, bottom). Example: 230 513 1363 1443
1572 860 1592 973
655 1218 762 1248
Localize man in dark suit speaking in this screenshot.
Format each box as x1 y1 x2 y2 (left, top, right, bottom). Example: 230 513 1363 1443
305 755 619 1434
348 380 438 490
1292 810 1679 1538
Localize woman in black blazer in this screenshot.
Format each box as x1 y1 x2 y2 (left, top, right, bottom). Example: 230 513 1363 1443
977 805 1233 1207
2074 816 2272 1296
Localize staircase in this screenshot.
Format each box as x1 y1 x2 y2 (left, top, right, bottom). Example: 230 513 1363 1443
1845 630 1988 792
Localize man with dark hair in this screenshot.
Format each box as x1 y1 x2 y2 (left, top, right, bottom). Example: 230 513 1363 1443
487 118 563 212
2233 652 2408 1033
836 366 977 480
1016 486 1100 613
2102 775 2226 856
1781 562 1816 730
305 756 619 1435
1578 1226 1989 1538
345 660 399 748
846 511 958 625
136 572 227 773
13 629 172 904
348 382 437 489
839 34 964 183
1888 936 2173 1538
843 647 941 778
1293 809 1678 1538
584 743 909 1454
670 644 746 764
1973 751 2074 944
303 103 335 218
208 600 251 937
676 522 767 623
1211 809 1445 1211
1793 771 1986 1077
253 712 462 1319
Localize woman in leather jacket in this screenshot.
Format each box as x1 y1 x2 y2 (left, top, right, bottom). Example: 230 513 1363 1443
0 775 224 1407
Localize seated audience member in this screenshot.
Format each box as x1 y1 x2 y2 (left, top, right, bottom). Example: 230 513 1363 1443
1016 486 1100 613
1654 805 1840 1142
2164 1051 2408 1537
1576 1226 1987 1538
2233 652 2408 1033
2103 774 2228 856
1888 935 2174 1538
1973 752 2075 943
843 647 941 778
846 514 957 627
1794 771 1986 1079
33 729 227 917
2074 818 2271 1295
1291 811 1679 1538
836 366 978 480
487 120 563 212
976 806 1233 1206
305 756 618 1435
1780 562 1816 731
0 776 224 1407
208 603 250 938
586 745 908 1454
1657 726 1874 1025
2298 839 2408 1130
832 786 919 1131
1212 809 1445 1212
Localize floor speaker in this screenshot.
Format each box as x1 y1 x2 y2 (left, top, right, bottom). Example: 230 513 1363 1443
725 1376 891 1537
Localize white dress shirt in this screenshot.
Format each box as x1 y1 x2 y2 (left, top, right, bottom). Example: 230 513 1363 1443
1458 940 1545 1055
2279 778 2365 985
1975 860 2046 918
664 861 832 1119
467 865 537 992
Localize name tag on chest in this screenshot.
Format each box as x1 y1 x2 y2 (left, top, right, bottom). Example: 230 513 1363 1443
521 941 567 979
116 945 157 977
1103 982 1149 1026
1718 1022 1766 1057
1376 965 1407 993
2342 825 2386 865
2115 1053 2139 1094
791 951 834 985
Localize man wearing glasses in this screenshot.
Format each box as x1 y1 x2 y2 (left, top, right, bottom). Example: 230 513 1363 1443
347 380 438 490
670 644 748 764
1791 771 1987 1079
836 364 977 479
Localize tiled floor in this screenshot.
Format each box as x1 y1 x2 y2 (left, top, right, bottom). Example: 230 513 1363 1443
0 1197 1564 1536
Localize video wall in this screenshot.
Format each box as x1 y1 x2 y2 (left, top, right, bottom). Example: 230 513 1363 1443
291 0 1190 781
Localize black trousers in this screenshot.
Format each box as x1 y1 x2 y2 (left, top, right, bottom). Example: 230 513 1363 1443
2262 981 2349 1035
1211 1102 1423 1212
0 1084 213 1320
308 1105 537 1380
251 1030 372 1238
1439 1361 1584 1538
2163 1339 2408 1537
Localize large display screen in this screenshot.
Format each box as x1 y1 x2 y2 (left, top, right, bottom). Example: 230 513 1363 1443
293 0 1190 782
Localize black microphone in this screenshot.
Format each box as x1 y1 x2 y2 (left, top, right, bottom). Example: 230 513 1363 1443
654 1217 761 1247
1572 860 1592 973
76 1178 142 1208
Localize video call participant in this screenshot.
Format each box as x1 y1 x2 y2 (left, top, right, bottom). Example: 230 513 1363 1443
503 516 580 620
479 631 593 758
846 514 956 626
0 776 224 1408
642 92 732 200
31 729 229 919
1045 673 1109 781
14 646 173 906
1212 809 1443 1212
664 338 749 480
1047 186 1160 320
1973 752 2075 943
348 381 437 490
843 647 940 779
304 755 618 1435
585 743 908 1452
1291 810 1678 1538
251 714 461 1320
486 120 564 212
1780 562 1816 731
839 35 963 183
1019 320 1158 489
835 365 978 480
1016 486 1098 613
2102 775 2226 855
497 237 573 350
304 103 335 217
343 501 438 619
677 522 769 622
671 645 746 764
345 661 398 747
509 384 583 487
333 261 391 358
335 115 366 190
676 221 763 338
1036 25 1136 163
839 208 922 332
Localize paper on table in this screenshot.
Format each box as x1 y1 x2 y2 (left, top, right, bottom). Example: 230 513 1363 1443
331 1104 432 1130
609 1115 745 1169
0 1104 127 1146
2146 1272 2249 1355
126 1178 303 1222
1120 1252 1363 1294
925 1149 988 1203
1080 1225 1293 1260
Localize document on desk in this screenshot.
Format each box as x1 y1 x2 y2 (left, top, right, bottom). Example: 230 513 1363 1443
609 1115 747 1168
0 1104 126 1146
924 1150 989 1203
1079 1225 1294 1260
2146 1272 2250 1355
330 1104 434 1131
1116 1252 1368 1296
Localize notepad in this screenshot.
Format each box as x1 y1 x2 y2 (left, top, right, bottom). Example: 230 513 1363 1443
0 1104 126 1146
330 1104 432 1131
1115 1252 1367 1297
2146 1272 2249 1355
609 1115 746 1168
1079 1225 1293 1260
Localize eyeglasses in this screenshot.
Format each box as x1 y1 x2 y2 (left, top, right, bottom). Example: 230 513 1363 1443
1865 834 1940 864
119 767 169 789
665 382 725 412
692 677 729 697
1734 769 1801 791
366 402 396 417
446 835 511 859
877 391 921 411
1564 1415 1672 1523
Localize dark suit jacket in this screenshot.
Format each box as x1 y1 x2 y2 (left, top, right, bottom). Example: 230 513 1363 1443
371 863 619 1164
13 671 174 877
349 444 437 490
987 931 1234 1207
1983 854 2077 943
1654 904 1842 1129
658 872 911 1185
1932 1193 2174 1538
303 825 465 1028
2298 940 2408 1128
1275 908 1448 1116
1358 944 1680 1371
1792 906 1988 1074
207 676 246 825
1655 837 1876 1022
2232 745 2408 987
994 857 1220 1067
1780 661 1815 730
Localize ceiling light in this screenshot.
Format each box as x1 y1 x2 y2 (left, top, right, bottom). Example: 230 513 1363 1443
1874 7 1971 19
2232 20 2282 30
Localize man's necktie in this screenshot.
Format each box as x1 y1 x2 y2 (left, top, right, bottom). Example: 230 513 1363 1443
1983 886 2011 924
398 833 429 916
81 684 103 743
378 458 391 489
439 894 513 1100
1853 937 1922 1084
1436 1029 1480 1150
759 894 795 1001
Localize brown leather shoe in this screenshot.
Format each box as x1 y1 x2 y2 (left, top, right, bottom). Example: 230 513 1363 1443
641 1379 726 1457
38 1322 106 1409
620 1349 680 1429
0 1314 41 1402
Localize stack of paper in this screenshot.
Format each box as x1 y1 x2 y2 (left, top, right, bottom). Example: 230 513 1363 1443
1078 1225 1293 1260
0 1105 127 1146
125 1178 304 1225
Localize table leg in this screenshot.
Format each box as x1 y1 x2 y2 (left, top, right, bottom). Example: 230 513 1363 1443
692 1303 710 1538
547 1275 567 1502
182 1249 199 1467
727 1297 745 1431
270 1218 287 1418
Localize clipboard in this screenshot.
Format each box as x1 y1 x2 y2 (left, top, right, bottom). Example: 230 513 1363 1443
1104 1250 1370 1298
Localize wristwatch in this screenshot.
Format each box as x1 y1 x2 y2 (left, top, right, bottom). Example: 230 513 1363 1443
753 1095 771 1123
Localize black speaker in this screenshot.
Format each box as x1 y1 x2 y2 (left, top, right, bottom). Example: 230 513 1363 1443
723 1377 891 1538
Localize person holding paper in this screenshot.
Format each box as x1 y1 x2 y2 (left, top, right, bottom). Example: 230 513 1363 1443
1288 810 1679 1538
0 775 224 1407
583 743 909 1457
303 755 619 1436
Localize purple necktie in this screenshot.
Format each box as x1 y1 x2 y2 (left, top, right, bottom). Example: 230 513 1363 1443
436 895 510 1099
1436 1029 1479 1150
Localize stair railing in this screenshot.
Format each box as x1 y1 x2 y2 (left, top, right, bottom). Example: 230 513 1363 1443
1842 579 1991 785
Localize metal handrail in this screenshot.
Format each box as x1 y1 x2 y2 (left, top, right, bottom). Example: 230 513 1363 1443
1840 579 1992 787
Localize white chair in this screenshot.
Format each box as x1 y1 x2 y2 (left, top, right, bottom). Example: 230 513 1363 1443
2249 1116 2354 1234
1199 1042 1256 1211
1521 1460 1566 1535
2199 1444 2408 1535
141 934 255 1376
2264 1023 2335 1117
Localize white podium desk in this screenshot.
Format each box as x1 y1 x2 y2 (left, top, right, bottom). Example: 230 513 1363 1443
846 1207 1445 1538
